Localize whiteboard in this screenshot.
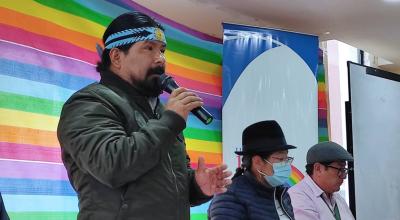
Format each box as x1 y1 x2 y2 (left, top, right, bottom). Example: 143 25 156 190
348 62 400 220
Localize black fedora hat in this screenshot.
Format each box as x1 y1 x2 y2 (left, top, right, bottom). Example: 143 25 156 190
235 120 296 155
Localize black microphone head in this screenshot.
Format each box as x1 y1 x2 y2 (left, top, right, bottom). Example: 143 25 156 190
160 74 179 94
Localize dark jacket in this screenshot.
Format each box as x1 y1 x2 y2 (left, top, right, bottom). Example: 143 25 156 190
57 71 210 220
208 171 294 220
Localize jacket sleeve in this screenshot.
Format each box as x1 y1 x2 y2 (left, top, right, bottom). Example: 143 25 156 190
288 188 320 220
208 191 247 220
57 91 186 188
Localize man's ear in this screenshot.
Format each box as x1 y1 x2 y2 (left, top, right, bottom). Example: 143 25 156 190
314 163 323 176
252 155 263 169
109 48 121 69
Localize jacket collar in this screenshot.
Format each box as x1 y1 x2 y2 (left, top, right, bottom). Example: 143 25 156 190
304 174 341 202
99 70 156 117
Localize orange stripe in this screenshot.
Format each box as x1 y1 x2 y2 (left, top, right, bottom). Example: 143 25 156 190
166 63 222 86
187 150 222 165
0 7 99 52
0 125 59 148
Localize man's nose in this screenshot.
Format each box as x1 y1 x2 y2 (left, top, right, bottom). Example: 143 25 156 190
155 52 166 65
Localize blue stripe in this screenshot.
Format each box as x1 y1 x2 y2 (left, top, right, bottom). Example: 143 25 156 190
0 178 76 196
2 194 209 213
190 201 210 214
187 117 221 132
74 0 129 20
0 58 95 91
0 75 75 102
2 194 78 212
318 118 327 127
318 127 328 136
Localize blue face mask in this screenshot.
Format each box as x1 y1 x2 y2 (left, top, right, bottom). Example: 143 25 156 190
258 160 292 187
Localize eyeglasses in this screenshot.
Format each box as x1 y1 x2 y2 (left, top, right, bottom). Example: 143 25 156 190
325 165 353 178
266 156 294 165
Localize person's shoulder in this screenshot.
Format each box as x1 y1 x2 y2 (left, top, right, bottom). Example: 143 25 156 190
288 177 310 195
66 82 122 104
229 174 253 192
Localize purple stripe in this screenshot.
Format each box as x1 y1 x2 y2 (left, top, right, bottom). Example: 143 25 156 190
118 0 222 44
0 160 68 180
160 91 222 109
0 142 61 163
0 40 99 81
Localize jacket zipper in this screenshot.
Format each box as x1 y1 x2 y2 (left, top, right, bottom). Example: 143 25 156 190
167 153 180 219
280 188 294 220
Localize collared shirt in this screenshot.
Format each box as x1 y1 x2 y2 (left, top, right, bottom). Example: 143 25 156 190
288 174 355 220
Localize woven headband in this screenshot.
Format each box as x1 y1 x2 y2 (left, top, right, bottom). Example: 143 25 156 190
104 27 166 49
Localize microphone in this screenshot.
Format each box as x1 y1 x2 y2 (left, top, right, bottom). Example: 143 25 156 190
160 74 214 125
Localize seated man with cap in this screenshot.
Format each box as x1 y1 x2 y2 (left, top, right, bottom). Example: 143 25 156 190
288 141 355 220
208 120 296 220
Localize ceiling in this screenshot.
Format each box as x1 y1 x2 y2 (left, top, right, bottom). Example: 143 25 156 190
134 0 400 73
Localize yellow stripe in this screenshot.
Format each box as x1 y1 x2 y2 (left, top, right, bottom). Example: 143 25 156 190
0 0 105 38
0 109 222 151
0 108 59 131
166 50 222 77
185 138 221 154
318 82 326 92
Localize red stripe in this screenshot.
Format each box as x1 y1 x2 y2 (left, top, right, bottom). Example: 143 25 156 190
318 98 327 109
0 142 61 163
0 24 98 64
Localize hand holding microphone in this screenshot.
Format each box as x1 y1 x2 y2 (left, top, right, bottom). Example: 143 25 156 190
160 74 214 125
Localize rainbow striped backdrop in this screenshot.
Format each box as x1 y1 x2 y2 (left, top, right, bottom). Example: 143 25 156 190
318 48 329 142
0 1 328 219
0 0 222 219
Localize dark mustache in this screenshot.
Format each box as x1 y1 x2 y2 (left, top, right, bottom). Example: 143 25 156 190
149 66 165 76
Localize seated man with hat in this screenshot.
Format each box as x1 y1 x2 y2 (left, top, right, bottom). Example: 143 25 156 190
208 120 296 220
288 141 355 220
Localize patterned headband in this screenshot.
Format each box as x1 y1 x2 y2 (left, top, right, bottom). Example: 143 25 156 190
104 27 166 49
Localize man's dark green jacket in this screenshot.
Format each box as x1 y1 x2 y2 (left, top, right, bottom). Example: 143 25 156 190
57 72 210 220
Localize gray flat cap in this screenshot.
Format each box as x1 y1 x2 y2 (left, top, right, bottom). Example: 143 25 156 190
307 141 354 164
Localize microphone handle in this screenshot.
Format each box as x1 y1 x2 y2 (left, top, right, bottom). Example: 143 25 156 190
191 106 213 125
162 76 213 125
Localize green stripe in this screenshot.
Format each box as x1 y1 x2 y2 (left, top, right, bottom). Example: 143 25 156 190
9 212 206 220
319 136 329 142
183 127 222 142
191 213 208 220
167 37 222 65
317 65 326 82
34 0 112 26
9 212 77 220
0 91 63 116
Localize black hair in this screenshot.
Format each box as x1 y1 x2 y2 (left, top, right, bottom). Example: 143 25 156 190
305 161 331 176
232 152 273 179
96 11 165 73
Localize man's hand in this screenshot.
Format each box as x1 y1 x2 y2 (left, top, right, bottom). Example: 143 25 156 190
195 157 232 196
165 87 203 121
